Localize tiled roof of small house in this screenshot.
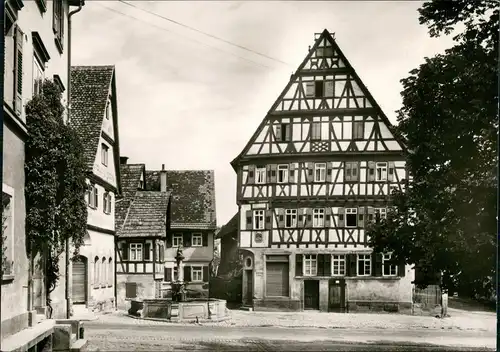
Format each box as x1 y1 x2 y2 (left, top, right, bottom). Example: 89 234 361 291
216 213 238 239
70 65 114 169
145 170 217 230
117 191 171 238
120 164 145 197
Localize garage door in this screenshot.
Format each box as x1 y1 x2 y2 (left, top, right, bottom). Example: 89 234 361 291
72 259 87 303
266 262 289 297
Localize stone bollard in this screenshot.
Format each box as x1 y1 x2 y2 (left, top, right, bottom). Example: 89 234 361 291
52 324 72 352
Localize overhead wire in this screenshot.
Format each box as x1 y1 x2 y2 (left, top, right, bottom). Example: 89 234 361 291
119 0 292 67
95 3 274 69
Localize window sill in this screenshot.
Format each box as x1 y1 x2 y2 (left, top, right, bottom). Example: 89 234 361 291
2 274 14 284
107 285 113 288
93 286 99 290
346 276 401 280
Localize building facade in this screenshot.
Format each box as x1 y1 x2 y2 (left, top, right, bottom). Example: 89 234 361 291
230 29 413 313
115 161 171 310
69 65 121 312
145 169 217 299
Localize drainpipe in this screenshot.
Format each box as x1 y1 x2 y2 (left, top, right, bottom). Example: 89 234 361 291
66 0 84 319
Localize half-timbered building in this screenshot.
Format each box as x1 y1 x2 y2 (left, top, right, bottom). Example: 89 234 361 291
115 159 171 310
230 29 413 313
70 65 122 313
145 169 217 299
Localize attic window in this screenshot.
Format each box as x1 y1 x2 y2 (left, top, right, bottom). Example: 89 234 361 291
101 143 109 166
316 47 333 57
105 99 111 120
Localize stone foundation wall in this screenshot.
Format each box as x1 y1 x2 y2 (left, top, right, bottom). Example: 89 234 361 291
253 298 301 312
347 301 413 314
116 274 157 310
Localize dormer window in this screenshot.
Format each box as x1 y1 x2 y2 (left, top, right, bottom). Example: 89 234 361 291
101 143 109 166
138 180 144 190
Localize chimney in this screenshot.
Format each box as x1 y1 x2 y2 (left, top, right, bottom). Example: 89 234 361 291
160 164 167 192
120 156 129 165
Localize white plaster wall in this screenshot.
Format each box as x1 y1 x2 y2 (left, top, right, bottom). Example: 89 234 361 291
92 136 117 187
86 181 115 231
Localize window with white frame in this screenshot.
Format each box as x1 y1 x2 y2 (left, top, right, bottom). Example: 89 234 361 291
129 243 143 261
192 233 202 247
191 266 203 282
313 208 325 227
314 163 326 182
285 209 297 228
376 162 388 181
303 254 317 276
255 168 266 184
344 162 359 182
383 253 397 276
332 255 346 276
253 210 265 230
311 122 321 140
277 165 289 183
103 192 112 214
33 53 44 96
173 234 183 247
101 143 109 166
357 254 371 276
87 184 98 209
375 208 387 221
346 208 357 227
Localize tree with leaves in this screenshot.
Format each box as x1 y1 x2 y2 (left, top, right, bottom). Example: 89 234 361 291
367 0 498 299
25 79 88 314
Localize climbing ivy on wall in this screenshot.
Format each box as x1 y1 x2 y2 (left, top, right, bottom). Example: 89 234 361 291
25 79 88 313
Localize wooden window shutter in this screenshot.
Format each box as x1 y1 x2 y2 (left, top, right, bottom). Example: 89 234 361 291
326 162 332 182
14 26 24 116
307 162 314 182
125 282 137 299
122 242 129 260
144 242 151 261
183 266 191 282
203 266 209 282
337 207 345 227
358 207 365 228
159 244 165 261
398 261 406 277
202 233 209 246
275 124 282 141
344 162 351 182
266 164 271 181
94 188 99 208
352 162 359 181
183 233 191 247
295 254 303 276
285 123 292 141
298 210 304 227
324 254 331 276
305 81 315 97
270 164 277 183
324 81 334 97
374 253 383 277
305 208 313 227
367 162 376 182
247 165 255 184
52 0 57 34
367 206 375 223
346 254 356 276
289 164 296 183
265 210 272 229
277 208 285 228
388 162 395 182
246 210 253 230
324 207 332 227
317 254 325 276
166 233 172 248
165 267 172 282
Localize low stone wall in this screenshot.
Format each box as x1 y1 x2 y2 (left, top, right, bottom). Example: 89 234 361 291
347 301 413 314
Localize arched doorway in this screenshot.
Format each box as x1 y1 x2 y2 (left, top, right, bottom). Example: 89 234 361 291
72 255 88 304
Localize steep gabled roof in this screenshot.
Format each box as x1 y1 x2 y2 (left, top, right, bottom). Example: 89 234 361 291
117 191 171 238
216 213 238 240
230 29 407 170
116 163 145 231
70 65 115 169
145 170 217 230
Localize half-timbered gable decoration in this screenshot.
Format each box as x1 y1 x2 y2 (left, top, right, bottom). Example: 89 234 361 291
70 65 123 312
231 29 412 314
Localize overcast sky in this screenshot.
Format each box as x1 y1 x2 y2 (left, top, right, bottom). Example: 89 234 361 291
72 1 454 227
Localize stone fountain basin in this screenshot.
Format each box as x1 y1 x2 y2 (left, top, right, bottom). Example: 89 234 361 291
128 298 229 322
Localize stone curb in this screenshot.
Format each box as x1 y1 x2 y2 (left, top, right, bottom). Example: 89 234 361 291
125 314 231 324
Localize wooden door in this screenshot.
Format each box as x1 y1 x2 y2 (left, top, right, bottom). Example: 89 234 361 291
304 280 319 309
266 262 289 297
245 270 253 305
72 257 87 303
328 278 346 312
